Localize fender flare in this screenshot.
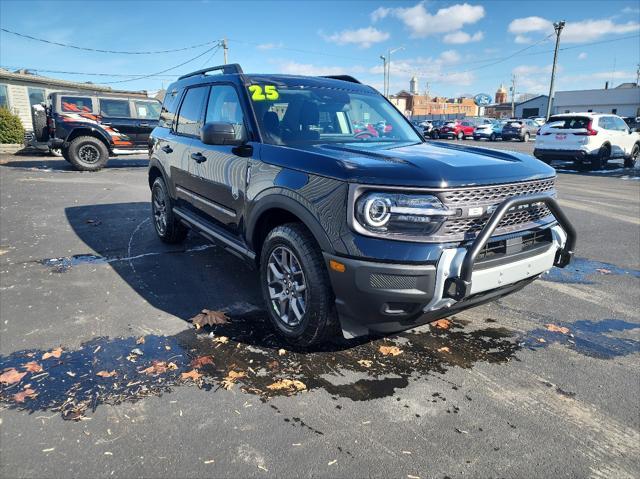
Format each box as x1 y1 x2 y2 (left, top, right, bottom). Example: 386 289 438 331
246 189 335 255
65 126 113 149
148 157 172 195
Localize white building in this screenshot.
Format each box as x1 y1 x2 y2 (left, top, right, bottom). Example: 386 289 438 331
552 83 640 117
0 68 147 138
515 95 549 118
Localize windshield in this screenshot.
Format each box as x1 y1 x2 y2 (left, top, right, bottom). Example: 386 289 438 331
249 84 422 146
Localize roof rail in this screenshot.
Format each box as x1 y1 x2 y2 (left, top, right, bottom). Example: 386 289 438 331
321 75 361 84
178 63 243 80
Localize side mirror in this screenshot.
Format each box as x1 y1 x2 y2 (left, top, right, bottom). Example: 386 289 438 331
201 122 243 145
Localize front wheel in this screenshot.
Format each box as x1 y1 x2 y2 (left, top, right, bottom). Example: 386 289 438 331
624 144 639 168
457 131 464 140
260 223 337 347
489 133 496 142
431 131 440 139
522 132 530 142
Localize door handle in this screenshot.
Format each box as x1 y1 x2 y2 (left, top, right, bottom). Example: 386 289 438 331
161 145 173 154
191 152 207 163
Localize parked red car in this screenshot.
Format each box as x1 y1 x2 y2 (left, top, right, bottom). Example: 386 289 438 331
439 120 475 140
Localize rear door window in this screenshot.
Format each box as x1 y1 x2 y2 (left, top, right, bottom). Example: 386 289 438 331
134 101 161 120
100 99 131 117
61 96 93 112
175 86 208 137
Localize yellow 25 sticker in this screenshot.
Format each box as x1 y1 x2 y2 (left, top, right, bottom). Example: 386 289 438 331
249 85 279 101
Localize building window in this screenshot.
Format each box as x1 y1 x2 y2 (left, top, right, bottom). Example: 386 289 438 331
0 84 8 109
612 108 617 114
587 109 593 112
27 87 45 107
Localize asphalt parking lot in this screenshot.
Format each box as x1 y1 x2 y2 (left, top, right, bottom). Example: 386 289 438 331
1 150 639 478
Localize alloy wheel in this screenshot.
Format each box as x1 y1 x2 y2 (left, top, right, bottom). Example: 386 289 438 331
152 185 167 235
78 144 100 163
267 246 307 327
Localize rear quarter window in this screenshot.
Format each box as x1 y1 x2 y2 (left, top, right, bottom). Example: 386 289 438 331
134 101 161 120
61 96 93 113
159 88 181 128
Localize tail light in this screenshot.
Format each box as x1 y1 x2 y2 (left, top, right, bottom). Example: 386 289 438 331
574 120 598 136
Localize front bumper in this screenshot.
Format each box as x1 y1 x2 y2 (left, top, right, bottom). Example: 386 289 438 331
326 194 576 338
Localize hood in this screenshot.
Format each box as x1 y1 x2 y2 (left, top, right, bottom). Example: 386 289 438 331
276 141 555 188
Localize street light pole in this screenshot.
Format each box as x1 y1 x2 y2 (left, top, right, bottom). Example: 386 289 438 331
545 21 565 120
379 55 387 96
222 37 228 64
387 46 404 97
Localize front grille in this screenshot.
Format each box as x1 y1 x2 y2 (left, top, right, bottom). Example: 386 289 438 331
439 178 555 205
442 203 552 237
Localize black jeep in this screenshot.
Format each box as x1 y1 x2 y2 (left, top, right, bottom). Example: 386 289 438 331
148 64 576 346
47 92 161 171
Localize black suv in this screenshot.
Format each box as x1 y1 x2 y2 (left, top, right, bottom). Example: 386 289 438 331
148 64 576 346
47 92 161 171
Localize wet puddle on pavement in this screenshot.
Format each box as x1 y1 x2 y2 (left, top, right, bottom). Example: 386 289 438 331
1 314 520 420
2 313 638 421
542 257 640 284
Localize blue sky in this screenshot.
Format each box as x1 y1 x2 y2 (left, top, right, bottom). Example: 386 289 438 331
1 0 639 99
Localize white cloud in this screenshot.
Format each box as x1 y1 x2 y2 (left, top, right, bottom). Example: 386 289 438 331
508 16 640 43
377 2 485 38
371 6 391 22
511 64 554 94
508 16 553 34
256 42 283 51
323 26 390 48
578 52 588 60
277 61 347 76
443 30 484 44
622 7 640 14
438 50 461 64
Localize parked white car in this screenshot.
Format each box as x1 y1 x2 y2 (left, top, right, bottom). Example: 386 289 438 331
534 113 640 169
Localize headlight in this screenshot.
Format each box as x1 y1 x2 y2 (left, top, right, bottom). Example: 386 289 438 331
354 191 456 237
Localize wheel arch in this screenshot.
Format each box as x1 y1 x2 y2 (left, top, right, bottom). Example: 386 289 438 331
66 127 111 151
247 193 335 262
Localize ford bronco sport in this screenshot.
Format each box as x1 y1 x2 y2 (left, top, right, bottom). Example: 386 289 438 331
47 92 161 171
148 64 576 346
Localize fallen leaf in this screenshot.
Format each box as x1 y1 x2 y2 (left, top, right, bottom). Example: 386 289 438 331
181 369 202 381
432 319 451 330
267 360 279 370
545 324 570 335
257 465 268 472
191 309 229 329
455 428 468 434
66 371 76 377
221 370 245 390
596 268 612 274
136 336 145 345
357 359 373 368
140 361 178 375
191 355 214 368
23 361 43 373
278 348 287 356
407 475 421 479
0 368 27 385
538 338 546 343
14 387 38 402
328 459 337 466
378 345 403 356
96 370 117 378
42 347 63 360
212 336 229 344
203 459 215 464
437 346 451 353
42 448 55 453
266 379 307 393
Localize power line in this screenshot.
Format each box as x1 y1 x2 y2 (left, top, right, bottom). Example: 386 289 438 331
0 66 177 78
0 27 220 55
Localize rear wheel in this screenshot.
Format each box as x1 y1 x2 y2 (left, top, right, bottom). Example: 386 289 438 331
489 133 496 142
151 177 188 244
431 131 440 139
457 131 464 140
260 223 337 347
592 144 610 170
624 144 639 168
67 136 109 171
522 132 530 142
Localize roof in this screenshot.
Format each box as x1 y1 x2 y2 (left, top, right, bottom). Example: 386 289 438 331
515 95 548 107
0 68 148 97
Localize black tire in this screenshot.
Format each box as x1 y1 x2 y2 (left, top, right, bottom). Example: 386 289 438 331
62 146 71 162
260 223 337 347
624 144 639 168
67 136 109 171
489 133 496 142
31 106 49 142
592 144 610 170
457 131 464 141
431 131 439 139
151 177 188 244
522 132 530 142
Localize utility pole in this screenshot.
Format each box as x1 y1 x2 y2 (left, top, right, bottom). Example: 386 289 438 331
636 63 640 86
222 37 228 64
380 55 387 96
510 74 516 118
545 20 565 120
